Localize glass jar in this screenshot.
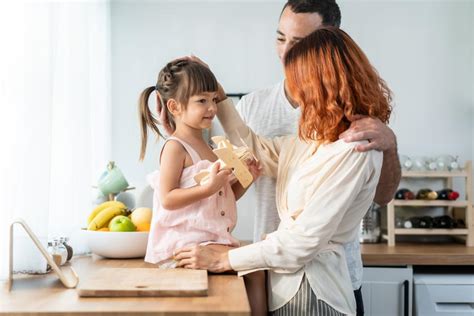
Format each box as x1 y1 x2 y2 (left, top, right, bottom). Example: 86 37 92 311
61 237 73 261
52 238 68 266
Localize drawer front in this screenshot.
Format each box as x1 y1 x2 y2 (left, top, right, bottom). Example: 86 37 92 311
415 284 474 315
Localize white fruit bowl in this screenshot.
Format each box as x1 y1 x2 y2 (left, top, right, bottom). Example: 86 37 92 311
82 230 149 259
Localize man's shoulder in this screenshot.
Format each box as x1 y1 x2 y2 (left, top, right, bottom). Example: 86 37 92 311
240 82 283 106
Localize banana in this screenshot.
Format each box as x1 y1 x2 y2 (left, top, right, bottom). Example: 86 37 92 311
87 201 126 225
87 206 126 231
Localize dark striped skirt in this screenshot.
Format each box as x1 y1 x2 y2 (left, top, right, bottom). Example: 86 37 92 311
272 276 346 316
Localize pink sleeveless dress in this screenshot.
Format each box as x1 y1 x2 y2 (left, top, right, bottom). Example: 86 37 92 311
144 136 240 264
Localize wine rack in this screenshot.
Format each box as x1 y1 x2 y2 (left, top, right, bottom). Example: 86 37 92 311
385 161 473 246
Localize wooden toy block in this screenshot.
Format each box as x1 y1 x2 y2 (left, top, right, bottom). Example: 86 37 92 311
194 136 255 189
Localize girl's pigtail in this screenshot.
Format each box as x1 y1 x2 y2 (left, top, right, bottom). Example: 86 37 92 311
138 86 163 161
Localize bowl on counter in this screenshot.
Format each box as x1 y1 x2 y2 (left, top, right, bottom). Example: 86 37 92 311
81 230 149 259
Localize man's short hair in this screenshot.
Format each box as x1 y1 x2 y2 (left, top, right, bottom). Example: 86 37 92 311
281 0 341 28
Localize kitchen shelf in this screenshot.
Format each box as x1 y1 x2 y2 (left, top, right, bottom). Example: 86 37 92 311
392 200 468 207
401 170 468 178
386 161 473 247
394 228 468 235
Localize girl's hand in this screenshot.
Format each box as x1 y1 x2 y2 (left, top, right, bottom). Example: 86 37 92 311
174 245 231 272
228 173 238 185
203 162 231 195
247 159 262 182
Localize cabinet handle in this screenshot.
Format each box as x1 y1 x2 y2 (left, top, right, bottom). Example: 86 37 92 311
403 280 409 316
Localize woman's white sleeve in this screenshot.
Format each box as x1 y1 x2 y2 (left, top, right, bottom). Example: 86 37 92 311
217 98 287 178
228 148 380 274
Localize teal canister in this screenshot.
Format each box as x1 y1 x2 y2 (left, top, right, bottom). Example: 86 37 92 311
97 161 129 196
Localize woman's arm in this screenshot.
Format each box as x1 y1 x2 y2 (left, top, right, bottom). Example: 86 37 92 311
174 243 231 272
229 148 382 273
160 140 231 210
217 98 288 179
228 147 382 274
174 145 382 273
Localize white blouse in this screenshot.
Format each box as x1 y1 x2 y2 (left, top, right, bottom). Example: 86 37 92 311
217 99 383 315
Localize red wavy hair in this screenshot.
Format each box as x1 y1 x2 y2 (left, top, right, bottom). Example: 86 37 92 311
284 27 392 143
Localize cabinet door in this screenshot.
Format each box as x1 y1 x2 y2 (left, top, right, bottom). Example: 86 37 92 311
362 267 413 316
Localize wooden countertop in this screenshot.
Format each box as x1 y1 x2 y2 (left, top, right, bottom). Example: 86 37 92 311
2 244 472 315
361 243 474 266
0 255 250 316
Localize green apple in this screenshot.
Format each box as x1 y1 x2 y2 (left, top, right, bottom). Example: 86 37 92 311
108 215 136 232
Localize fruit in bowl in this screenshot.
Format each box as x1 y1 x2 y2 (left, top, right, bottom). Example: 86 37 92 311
109 215 136 232
87 201 129 231
83 201 153 258
130 207 152 232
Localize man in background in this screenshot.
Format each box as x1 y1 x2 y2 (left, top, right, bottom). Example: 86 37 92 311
235 1 401 314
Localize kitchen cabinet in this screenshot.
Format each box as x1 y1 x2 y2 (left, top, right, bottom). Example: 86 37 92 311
414 272 474 316
362 266 413 316
361 244 474 316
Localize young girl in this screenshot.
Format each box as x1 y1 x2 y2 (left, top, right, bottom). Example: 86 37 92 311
138 59 266 315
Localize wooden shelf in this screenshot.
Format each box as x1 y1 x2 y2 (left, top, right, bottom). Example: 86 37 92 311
394 228 468 235
402 170 468 178
386 161 473 247
392 200 468 207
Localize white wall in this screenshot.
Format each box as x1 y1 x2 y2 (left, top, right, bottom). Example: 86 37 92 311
110 0 474 240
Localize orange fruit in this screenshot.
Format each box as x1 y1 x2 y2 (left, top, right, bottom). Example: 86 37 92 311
136 223 150 232
131 207 152 227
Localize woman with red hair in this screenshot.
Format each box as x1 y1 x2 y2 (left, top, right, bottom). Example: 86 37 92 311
175 27 392 315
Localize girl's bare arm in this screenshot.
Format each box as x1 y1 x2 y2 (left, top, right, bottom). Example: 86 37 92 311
160 140 230 210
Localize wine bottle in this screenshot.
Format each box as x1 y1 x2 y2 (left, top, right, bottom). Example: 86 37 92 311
436 189 460 201
403 219 413 229
406 216 433 228
418 216 433 229
416 188 438 200
433 215 454 229
395 188 415 200
407 217 421 228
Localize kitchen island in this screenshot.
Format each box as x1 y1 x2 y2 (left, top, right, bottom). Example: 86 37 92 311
0 254 250 316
